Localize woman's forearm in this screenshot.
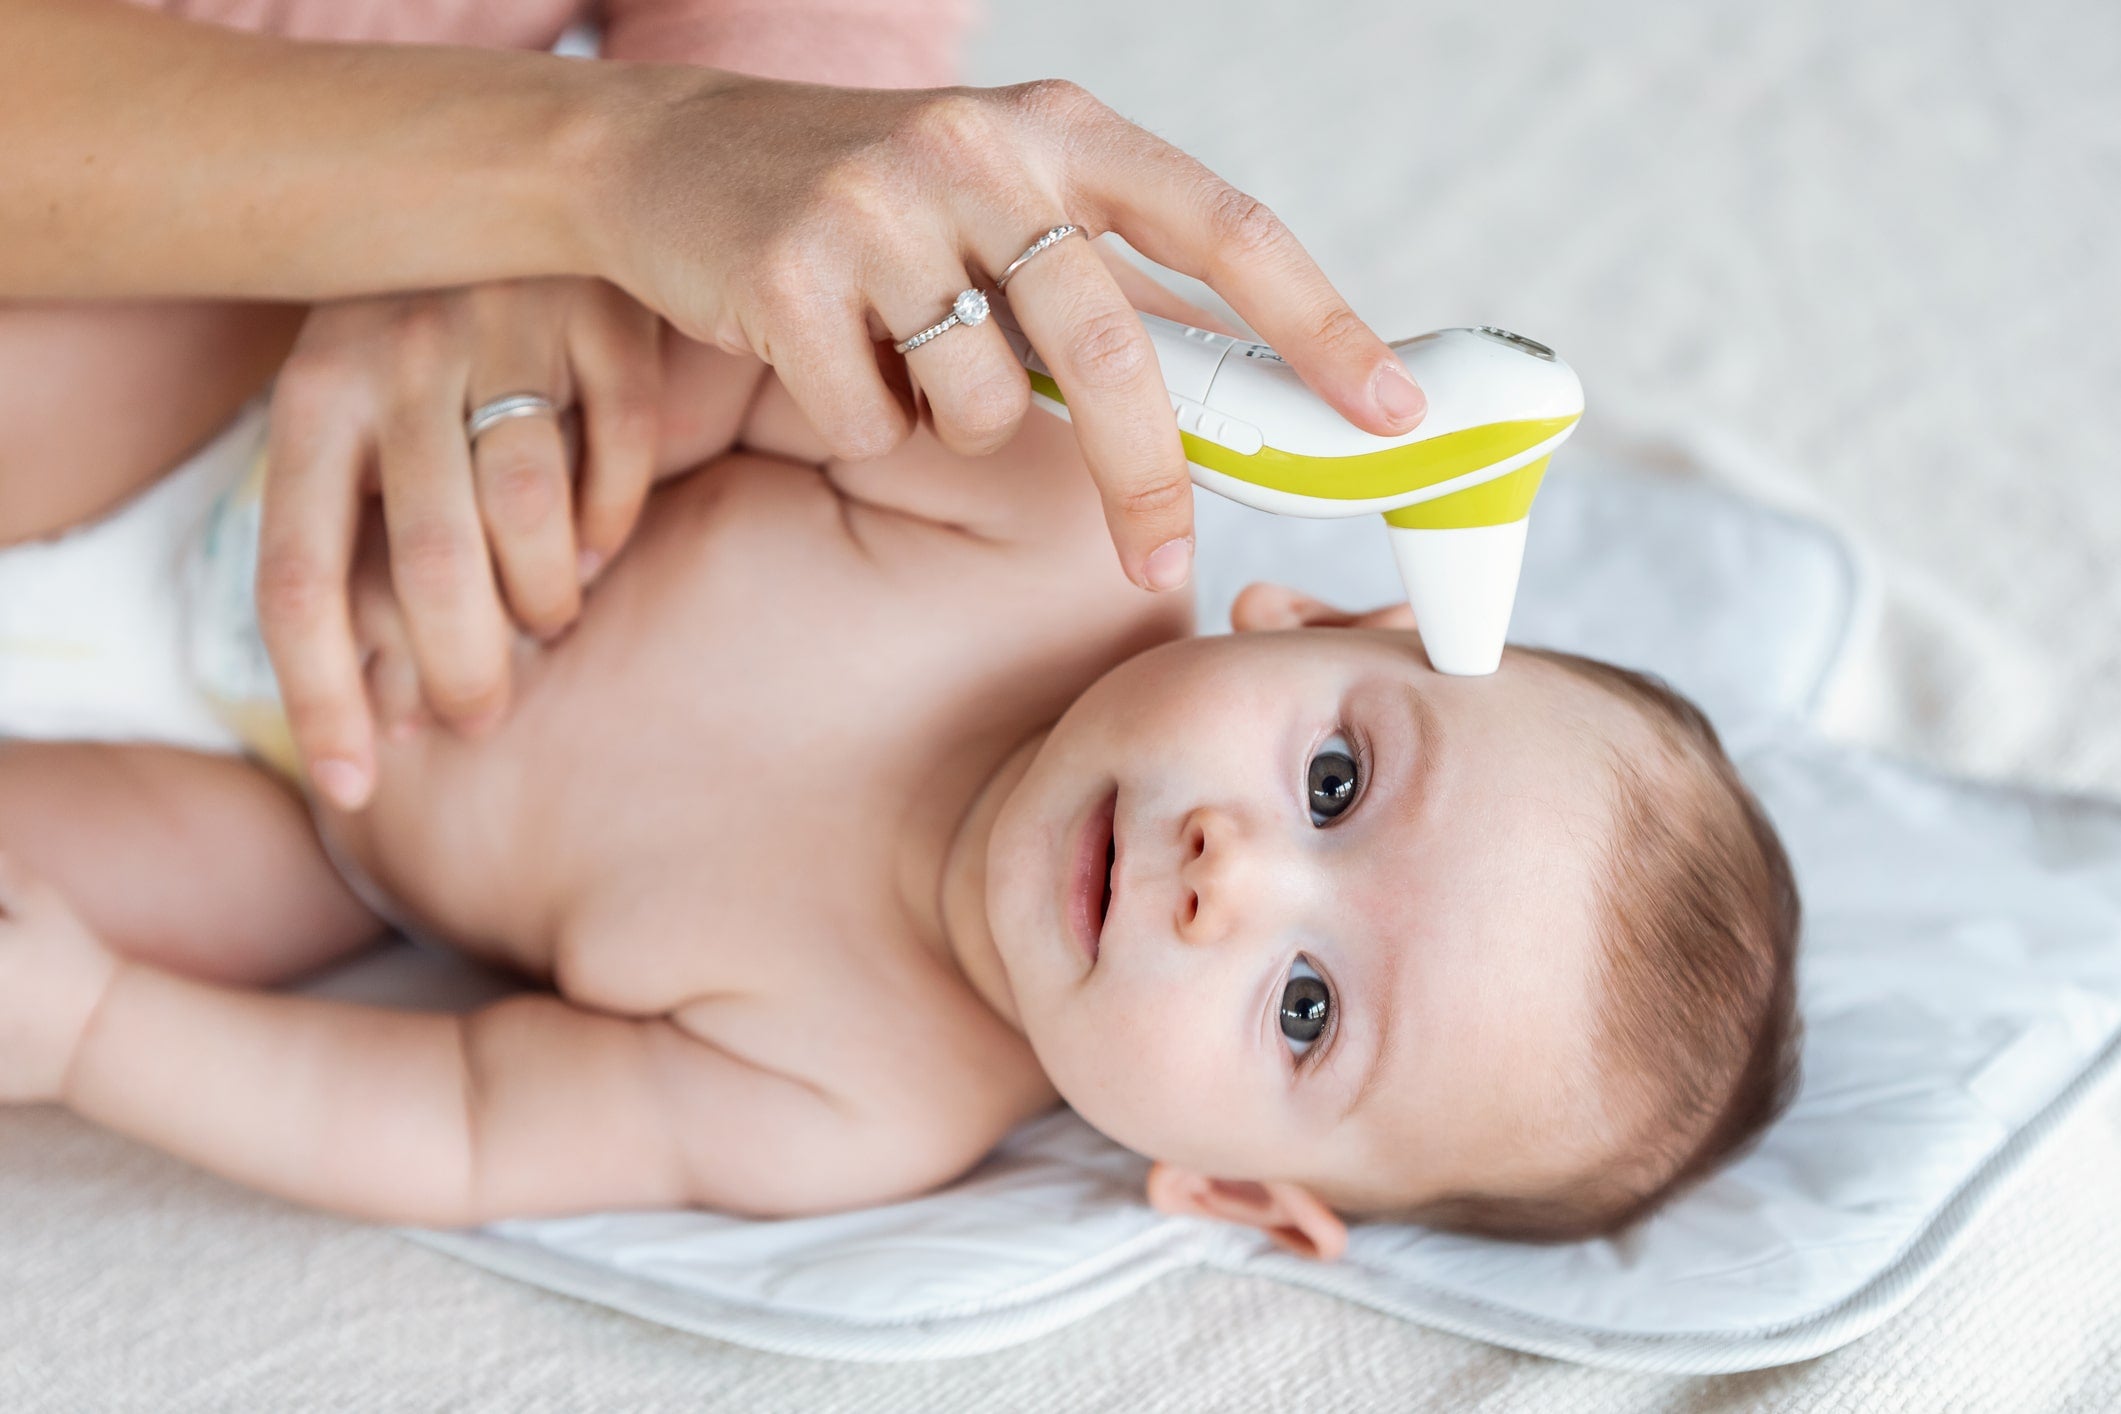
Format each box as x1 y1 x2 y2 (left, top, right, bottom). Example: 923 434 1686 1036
0 0 710 300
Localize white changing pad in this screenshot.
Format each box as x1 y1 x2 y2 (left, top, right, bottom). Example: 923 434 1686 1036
294 433 2121 1373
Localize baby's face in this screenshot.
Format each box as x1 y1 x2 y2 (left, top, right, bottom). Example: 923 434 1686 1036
984 622 1649 1212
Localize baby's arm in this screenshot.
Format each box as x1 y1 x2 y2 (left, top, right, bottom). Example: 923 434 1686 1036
0 742 378 985
61 968 689 1223
21 895 938 1223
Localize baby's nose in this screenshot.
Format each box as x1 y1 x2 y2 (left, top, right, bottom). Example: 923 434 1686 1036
1175 804 1280 945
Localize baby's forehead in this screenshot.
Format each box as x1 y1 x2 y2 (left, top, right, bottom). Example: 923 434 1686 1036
1324 957 1621 1216
1338 922 1625 1213
1325 648 1647 1204
1299 628 1663 747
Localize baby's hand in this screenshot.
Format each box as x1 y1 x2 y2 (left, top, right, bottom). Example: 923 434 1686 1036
346 518 440 748
0 851 120 1104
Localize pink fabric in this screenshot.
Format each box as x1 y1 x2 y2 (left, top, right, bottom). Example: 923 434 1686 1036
133 0 977 85
600 0 977 87
143 0 579 48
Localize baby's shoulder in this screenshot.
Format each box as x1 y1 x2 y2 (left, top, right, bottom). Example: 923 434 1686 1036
557 921 1059 1214
627 426 1188 735
737 368 1133 582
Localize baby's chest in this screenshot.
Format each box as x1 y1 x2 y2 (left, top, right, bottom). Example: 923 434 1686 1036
579 453 1152 720
555 849 1050 1116
553 820 909 1014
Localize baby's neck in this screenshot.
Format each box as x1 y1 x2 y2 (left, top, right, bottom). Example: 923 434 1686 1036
922 728 1050 1035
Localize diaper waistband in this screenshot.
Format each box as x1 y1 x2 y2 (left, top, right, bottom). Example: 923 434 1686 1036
180 445 305 784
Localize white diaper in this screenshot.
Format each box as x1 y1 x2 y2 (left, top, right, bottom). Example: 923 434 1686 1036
0 400 290 772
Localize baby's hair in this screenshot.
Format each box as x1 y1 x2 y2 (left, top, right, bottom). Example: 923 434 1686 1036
1393 650 1802 1243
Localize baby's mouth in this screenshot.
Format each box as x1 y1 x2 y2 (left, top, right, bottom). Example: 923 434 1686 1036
1100 830 1116 934
1073 787 1118 968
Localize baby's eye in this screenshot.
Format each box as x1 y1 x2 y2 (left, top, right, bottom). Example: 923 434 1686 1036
1307 733 1360 826
1280 957 1332 1057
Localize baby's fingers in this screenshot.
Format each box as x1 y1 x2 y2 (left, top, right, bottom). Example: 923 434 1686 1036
0 849 116 1106
366 635 430 745
350 540 432 745
0 850 76 929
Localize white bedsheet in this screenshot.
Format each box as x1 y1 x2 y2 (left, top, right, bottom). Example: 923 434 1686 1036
7 0 2116 1404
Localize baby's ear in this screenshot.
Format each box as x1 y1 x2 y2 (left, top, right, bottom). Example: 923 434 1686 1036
1230 582 1418 635
1145 1161 1349 1262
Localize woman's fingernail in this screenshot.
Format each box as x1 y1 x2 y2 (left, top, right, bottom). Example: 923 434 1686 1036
312 758 369 810
577 549 604 585
1143 537 1194 592
1373 363 1427 428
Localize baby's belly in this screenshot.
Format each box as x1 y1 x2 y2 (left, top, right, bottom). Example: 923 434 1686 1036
316 461 919 980
0 300 300 544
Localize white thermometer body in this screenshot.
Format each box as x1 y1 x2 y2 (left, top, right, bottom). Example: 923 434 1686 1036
992 307 1584 675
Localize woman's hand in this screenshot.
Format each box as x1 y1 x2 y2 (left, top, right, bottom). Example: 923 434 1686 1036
594 74 1427 596
4 7 1420 599
0 851 119 1105
261 277 661 810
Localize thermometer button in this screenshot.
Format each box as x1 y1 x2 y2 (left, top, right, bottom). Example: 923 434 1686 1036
1205 414 1264 455
1171 395 1264 455
1470 326 1556 361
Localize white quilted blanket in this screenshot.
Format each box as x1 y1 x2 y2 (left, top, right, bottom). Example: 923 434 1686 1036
4 0 2117 1407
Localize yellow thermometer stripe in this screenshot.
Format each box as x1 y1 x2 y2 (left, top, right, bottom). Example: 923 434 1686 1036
1383 456 1549 531
1023 369 1573 504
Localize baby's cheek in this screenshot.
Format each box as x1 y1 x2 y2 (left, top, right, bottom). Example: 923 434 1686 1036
1084 1016 1210 1145
1033 1015 1135 1119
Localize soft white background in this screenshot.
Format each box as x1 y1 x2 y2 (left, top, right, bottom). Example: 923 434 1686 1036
6 0 2118 1408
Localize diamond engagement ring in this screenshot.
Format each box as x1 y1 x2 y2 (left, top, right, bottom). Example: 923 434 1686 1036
996 224 1082 289
893 288 991 355
465 393 559 443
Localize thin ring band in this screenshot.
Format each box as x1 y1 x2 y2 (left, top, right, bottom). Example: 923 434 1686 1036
893 287 991 355
465 393 559 443
996 224 1083 289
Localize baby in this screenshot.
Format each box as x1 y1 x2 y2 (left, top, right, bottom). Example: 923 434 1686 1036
0 289 1800 1258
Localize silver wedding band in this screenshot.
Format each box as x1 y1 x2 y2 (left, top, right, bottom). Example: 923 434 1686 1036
996 223 1082 289
465 392 559 443
894 287 991 355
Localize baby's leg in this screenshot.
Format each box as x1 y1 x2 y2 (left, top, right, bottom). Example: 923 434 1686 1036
0 299 301 547
0 742 379 986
